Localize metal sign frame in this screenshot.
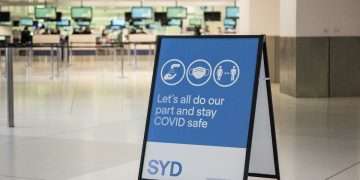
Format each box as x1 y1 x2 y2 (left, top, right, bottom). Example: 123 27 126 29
138 35 280 180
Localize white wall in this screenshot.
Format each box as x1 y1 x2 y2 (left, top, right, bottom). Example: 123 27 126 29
280 0 297 37
250 0 280 36
297 0 360 37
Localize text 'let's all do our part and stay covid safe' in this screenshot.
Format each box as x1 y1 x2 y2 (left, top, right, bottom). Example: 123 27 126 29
154 58 241 129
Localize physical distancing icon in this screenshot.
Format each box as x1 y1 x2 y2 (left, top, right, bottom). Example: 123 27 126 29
213 60 240 88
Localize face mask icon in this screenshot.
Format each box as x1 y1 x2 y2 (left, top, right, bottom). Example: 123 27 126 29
189 67 210 79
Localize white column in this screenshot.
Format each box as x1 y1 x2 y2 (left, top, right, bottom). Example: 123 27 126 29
279 0 297 37
237 0 251 34
249 0 280 36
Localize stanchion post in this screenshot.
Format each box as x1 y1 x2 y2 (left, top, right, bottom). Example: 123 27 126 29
148 44 151 61
0 48 4 78
50 46 54 79
134 43 138 69
112 46 116 63
121 47 125 78
127 44 130 65
56 46 60 77
26 47 32 67
30 46 33 67
3 48 7 79
68 44 72 66
6 47 14 128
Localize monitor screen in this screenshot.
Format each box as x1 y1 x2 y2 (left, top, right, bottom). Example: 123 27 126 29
111 19 125 27
0 12 11 22
224 18 236 27
71 7 93 20
111 26 121 30
167 7 187 19
189 18 202 26
133 20 146 26
131 7 153 19
77 20 91 27
168 19 181 26
204 12 221 21
35 7 56 20
147 22 161 30
20 18 33 26
57 19 71 27
226 6 240 18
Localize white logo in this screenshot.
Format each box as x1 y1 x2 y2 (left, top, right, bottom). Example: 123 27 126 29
186 59 212 87
161 59 186 86
213 60 240 88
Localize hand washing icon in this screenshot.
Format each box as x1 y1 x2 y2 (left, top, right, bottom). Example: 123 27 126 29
163 63 181 81
161 59 186 86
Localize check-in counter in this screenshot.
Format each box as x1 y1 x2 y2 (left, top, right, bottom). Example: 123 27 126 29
125 34 156 56
69 34 97 49
0 26 12 38
205 22 223 35
31 35 61 57
33 35 61 44
33 35 61 49
69 34 97 56
127 34 156 45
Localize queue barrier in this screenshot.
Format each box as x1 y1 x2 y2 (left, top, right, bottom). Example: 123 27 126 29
1 41 156 128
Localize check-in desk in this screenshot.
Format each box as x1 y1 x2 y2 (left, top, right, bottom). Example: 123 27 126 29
124 34 157 67
126 34 157 53
205 22 223 35
25 35 63 78
33 35 61 44
33 35 61 55
16 35 61 69
69 34 97 56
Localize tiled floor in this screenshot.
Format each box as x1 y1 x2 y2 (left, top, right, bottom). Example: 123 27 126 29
0 55 360 180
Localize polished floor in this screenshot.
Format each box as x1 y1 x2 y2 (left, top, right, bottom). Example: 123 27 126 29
0 54 360 180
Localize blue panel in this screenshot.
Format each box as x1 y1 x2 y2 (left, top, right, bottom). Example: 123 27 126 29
146 36 261 148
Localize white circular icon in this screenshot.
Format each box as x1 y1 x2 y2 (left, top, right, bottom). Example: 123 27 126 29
213 60 240 88
161 59 186 86
186 59 212 87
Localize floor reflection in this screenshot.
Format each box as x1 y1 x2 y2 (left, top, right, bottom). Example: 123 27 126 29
0 56 360 180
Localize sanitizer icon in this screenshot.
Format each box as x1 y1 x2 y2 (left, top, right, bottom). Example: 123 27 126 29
161 59 186 86
164 64 181 81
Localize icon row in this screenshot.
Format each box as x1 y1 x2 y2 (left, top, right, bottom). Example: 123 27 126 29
160 59 240 87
